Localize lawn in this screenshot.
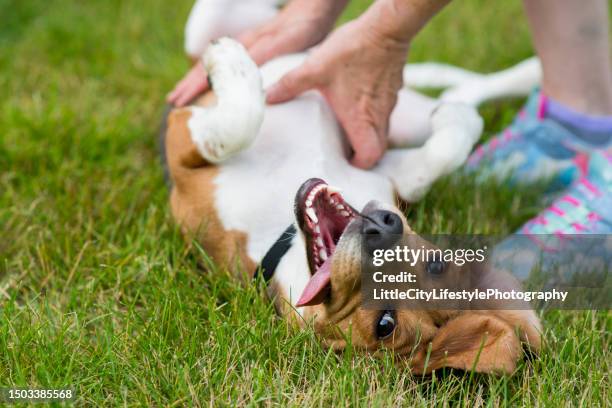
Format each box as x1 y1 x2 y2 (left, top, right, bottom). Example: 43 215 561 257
1 0 610 405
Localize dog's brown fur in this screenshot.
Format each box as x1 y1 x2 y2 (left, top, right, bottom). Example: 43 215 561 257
166 101 256 278
163 91 541 375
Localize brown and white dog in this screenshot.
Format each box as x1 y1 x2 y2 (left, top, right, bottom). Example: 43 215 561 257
162 35 543 374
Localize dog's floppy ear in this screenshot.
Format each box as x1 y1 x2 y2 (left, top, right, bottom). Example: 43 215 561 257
410 312 526 375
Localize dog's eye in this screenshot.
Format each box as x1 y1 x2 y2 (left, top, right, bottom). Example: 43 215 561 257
426 259 445 276
376 310 396 340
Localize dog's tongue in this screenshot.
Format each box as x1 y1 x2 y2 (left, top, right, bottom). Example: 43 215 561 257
296 256 333 307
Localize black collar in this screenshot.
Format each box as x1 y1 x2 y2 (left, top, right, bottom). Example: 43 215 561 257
253 224 297 282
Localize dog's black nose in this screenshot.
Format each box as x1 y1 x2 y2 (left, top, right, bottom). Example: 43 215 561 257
362 210 403 253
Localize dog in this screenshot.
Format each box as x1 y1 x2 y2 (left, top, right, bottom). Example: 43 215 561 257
163 1 543 374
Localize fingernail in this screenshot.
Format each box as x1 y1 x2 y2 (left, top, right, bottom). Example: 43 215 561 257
265 86 284 104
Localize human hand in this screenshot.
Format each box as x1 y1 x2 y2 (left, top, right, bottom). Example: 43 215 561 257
167 0 347 107
166 60 208 107
266 19 410 168
239 0 348 65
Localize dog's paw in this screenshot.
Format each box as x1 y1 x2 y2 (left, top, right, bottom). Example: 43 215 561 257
429 103 483 162
439 80 487 106
431 103 483 141
188 38 265 163
423 103 484 174
440 57 541 106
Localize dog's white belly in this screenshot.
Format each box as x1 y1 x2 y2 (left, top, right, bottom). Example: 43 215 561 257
214 93 395 263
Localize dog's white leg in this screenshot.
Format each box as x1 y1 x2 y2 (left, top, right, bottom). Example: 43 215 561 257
388 88 438 148
441 57 542 106
403 63 485 89
376 103 483 202
185 0 279 60
402 57 542 107
394 57 540 147
185 0 228 59
188 38 265 163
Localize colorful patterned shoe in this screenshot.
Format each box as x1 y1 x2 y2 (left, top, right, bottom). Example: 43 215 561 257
491 151 612 282
466 89 605 190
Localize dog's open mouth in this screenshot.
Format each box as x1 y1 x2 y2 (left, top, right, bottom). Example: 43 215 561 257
294 178 358 307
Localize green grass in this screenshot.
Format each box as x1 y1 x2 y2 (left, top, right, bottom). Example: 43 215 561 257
1 0 610 405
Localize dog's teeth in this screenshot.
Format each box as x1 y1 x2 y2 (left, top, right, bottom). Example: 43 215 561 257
316 237 324 248
306 199 312 207
340 211 350 217
336 204 344 210
319 249 328 261
306 208 318 223
307 185 325 204
314 225 320 234
326 185 342 194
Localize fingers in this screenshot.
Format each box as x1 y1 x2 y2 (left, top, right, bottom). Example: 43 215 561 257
240 29 295 66
236 28 260 50
266 64 319 104
166 79 187 104
247 35 282 66
237 22 281 66
346 123 386 169
175 78 208 107
166 62 209 107
167 76 208 107
237 27 271 63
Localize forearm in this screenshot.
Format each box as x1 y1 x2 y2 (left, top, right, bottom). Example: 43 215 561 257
326 0 351 18
359 0 451 46
284 0 349 24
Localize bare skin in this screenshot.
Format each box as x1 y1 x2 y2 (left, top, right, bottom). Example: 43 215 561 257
265 0 450 168
167 0 348 107
238 0 349 66
167 0 448 168
523 0 612 116
168 0 612 168
264 19 409 168
167 60 210 108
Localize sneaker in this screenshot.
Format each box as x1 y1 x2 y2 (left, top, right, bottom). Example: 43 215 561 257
491 151 612 282
466 88 603 190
